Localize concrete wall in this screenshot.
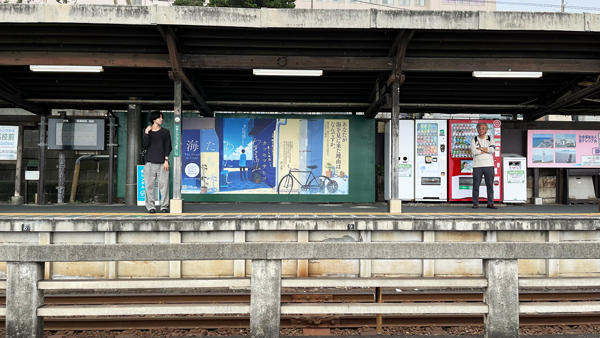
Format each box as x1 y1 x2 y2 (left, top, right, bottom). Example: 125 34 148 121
2 229 599 279
0 5 598 32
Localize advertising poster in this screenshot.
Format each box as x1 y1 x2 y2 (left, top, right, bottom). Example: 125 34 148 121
137 165 159 206
527 130 600 168
460 160 473 173
137 165 145 206
182 129 202 194
181 118 349 195
0 126 18 161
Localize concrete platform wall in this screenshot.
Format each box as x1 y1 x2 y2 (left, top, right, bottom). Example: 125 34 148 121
1 229 599 279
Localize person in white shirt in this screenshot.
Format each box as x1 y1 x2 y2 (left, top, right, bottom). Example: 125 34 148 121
470 123 497 209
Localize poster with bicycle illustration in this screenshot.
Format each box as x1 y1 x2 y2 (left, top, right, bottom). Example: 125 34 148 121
182 117 349 195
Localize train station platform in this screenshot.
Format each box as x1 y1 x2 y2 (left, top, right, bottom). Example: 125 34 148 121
0 202 597 232
0 202 597 215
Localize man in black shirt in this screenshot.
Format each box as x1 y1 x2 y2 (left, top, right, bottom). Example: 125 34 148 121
142 111 172 213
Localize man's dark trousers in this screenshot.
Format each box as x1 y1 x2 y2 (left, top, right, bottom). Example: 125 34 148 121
472 166 494 205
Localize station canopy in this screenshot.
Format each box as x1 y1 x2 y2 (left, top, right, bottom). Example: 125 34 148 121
0 6 600 121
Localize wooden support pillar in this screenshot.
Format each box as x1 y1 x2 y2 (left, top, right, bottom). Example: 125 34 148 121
532 168 542 205
388 81 402 213
11 125 24 205
375 286 383 334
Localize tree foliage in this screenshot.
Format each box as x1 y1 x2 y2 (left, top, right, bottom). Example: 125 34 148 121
173 0 204 6
206 0 294 9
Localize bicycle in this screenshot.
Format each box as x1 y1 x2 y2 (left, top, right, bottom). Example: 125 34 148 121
277 165 338 194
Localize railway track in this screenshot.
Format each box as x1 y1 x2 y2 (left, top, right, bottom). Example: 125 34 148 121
2 291 600 331
3 290 600 305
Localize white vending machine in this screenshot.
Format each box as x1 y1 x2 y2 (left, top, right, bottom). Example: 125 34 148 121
415 120 448 201
502 153 527 203
384 120 415 201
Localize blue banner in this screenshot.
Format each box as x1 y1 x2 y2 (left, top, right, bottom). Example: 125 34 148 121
137 165 147 205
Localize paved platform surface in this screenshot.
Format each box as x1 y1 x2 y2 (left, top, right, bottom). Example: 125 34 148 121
0 202 597 215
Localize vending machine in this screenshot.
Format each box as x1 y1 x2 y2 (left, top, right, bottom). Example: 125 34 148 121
448 119 502 202
384 120 415 201
414 120 447 201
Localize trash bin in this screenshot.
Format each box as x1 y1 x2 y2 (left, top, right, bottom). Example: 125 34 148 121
502 154 527 203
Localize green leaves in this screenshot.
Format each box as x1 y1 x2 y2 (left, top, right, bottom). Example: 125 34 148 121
173 0 204 6
205 0 295 8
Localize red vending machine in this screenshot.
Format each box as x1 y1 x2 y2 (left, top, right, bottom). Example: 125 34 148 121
448 119 502 202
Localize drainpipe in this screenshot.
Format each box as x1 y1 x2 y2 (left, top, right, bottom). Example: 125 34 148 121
108 113 117 204
69 155 115 203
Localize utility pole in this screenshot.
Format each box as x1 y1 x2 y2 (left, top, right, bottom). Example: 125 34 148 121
561 0 566 12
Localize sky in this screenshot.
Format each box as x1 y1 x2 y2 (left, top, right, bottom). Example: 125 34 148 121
497 0 600 13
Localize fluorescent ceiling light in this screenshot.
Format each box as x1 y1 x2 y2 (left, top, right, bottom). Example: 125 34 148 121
472 71 542 78
30 65 104 73
253 69 323 76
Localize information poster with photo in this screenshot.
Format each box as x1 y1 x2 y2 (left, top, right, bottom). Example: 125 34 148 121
527 130 600 168
181 118 349 195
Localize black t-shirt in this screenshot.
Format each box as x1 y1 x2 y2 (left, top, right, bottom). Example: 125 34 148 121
142 128 172 164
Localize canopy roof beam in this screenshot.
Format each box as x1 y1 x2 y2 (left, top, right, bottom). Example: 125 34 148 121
160 26 213 117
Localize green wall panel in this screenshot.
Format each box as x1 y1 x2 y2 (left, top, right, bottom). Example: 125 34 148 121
117 112 375 203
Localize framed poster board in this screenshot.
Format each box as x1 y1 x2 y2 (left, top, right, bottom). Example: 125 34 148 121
527 130 600 168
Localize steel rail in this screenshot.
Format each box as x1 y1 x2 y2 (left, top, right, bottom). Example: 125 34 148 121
1 314 600 331
2 291 600 305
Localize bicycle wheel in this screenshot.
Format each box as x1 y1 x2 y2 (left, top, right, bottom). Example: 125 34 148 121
278 175 295 194
328 179 338 194
309 176 332 194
